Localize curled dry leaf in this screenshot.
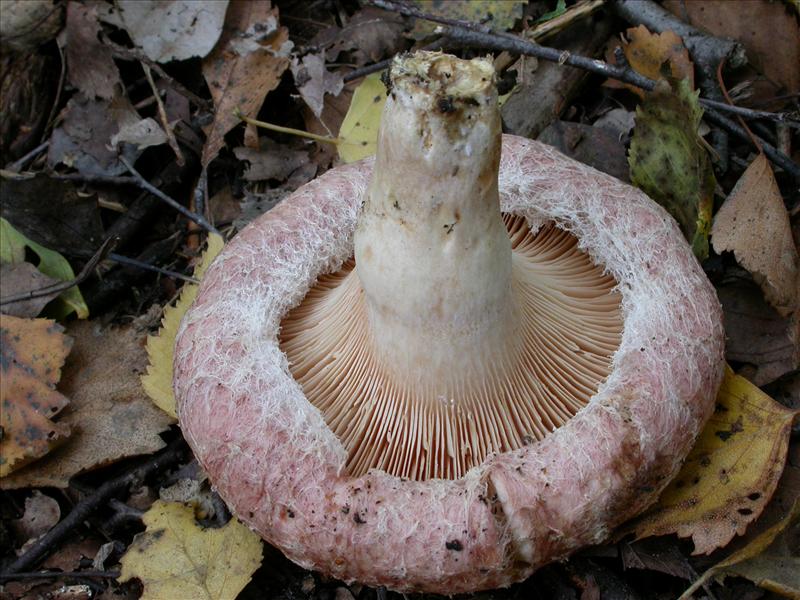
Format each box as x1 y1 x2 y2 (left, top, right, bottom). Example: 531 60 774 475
0 320 174 489
110 117 168 150
628 78 715 259
629 367 798 555
679 499 800 599
712 154 799 318
116 0 229 63
315 7 406 66
141 234 225 417
119 500 262 600
0 315 72 478
0 262 60 318
65 2 122 100
10 490 61 545
201 0 290 167
607 25 694 97
291 52 344 119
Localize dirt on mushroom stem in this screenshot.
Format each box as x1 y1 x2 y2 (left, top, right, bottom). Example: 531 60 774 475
280 52 624 481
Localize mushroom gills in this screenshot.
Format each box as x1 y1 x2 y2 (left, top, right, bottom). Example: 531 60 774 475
280 215 622 481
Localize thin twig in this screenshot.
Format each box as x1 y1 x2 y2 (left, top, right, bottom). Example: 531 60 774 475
51 173 139 185
142 62 185 166
369 1 800 182
698 98 799 126
343 37 448 83
104 37 211 110
236 110 341 145
6 141 50 172
107 252 199 284
0 570 121 583
0 237 116 307
717 59 762 154
1 438 188 575
119 156 222 237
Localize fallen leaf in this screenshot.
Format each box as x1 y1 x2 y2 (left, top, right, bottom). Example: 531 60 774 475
679 500 800 599
410 0 526 37
0 315 72 478
292 52 344 118
65 2 121 100
110 117 168 150
201 0 290 168
233 142 308 182
593 108 636 140
337 72 387 163
0 262 60 318
712 154 799 317
142 234 225 417
10 490 61 546
119 500 262 600
607 25 694 97
620 538 695 581
116 0 229 63
538 120 630 182
662 0 799 98
0 320 174 489
628 78 715 259
535 0 567 24
629 367 798 555
718 270 799 386
47 94 140 178
317 7 406 66
0 217 89 319
0 0 63 52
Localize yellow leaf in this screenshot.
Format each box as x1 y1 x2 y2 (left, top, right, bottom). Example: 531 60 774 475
630 367 798 554
119 500 263 600
0 315 72 477
410 1 526 37
337 72 387 163
141 234 225 417
679 499 800 599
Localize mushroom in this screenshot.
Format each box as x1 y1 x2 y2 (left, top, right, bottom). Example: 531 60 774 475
175 52 724 593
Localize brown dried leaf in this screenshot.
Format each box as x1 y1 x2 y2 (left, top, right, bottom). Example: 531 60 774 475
0 321 173 489
291 52 344 118
65 2 122 100
712 154 799 317
608 25 694 97
201 0 290 167
10 490 61 545
319 7 406 66
0 315 72 478
663 0 800 97
233 142 308 182
718 271 799 386
0 262 60 318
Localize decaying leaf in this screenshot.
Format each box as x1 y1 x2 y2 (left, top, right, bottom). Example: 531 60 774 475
0 320 174 489
410 1 526 37
0 262 60 318
201 0 290 167
10 490 61 545
0 218 89 319
292 52 344 119
337 72 387 163
116 0 229 63
119 500 262 600
679 500 800 599
234 143 309 182
65 2 122 100
712 154 799 317
628 78 715 259
0 315 72 477
110 117 168 151
316 7 406 67
629 367 798 555
608 25 694 97
142 234 225 417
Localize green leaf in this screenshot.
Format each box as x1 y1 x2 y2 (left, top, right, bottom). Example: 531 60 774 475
628 79 715 259
536 0 567 24
0 218 89 319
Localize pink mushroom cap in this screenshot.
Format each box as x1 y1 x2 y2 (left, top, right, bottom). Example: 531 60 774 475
174 134 725 593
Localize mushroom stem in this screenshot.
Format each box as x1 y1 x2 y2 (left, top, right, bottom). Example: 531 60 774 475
354 53 516 385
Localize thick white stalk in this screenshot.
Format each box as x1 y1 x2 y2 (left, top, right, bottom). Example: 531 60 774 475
354 53 517 386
